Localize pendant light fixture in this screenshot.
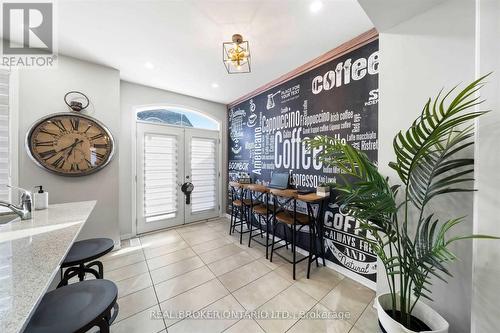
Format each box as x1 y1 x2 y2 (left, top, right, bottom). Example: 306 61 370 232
223 33 251 74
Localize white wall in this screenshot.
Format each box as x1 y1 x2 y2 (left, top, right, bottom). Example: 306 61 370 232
369 0 476 331
472 0 500 331
18 56 121 244
119 81 227 237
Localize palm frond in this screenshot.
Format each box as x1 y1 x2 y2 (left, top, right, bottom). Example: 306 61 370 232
390 74 490 210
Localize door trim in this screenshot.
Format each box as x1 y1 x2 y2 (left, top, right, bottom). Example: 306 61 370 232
131 113 222 237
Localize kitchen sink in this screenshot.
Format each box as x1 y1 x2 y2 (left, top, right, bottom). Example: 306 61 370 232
0 213 19 225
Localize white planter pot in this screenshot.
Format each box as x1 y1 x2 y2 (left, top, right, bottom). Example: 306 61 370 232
376 293 449 333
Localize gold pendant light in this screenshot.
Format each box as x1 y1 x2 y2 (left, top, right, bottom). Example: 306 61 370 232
223 34 251 74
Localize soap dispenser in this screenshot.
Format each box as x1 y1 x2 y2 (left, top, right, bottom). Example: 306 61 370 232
34 185 48 210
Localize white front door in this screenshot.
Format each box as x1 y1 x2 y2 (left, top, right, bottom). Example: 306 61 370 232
136 122 220 234
184 128 220 223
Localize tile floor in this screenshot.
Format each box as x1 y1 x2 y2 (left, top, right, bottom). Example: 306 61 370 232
99 218 379 333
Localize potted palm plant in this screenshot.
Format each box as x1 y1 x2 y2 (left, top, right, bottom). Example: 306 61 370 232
306 75 498 332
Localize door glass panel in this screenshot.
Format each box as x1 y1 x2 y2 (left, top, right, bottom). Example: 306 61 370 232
190 138 217 212
144 133 178 222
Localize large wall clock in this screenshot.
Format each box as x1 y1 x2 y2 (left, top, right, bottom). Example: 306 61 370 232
26 113 115 176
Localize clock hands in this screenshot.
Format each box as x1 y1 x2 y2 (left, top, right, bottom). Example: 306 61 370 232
66 139 83 157
41 139 83 162
60 139 83 152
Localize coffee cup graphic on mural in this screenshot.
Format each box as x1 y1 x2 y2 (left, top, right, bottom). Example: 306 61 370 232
229 108 246 154
249 98 256 112
247 99 257 128
266 91 280 110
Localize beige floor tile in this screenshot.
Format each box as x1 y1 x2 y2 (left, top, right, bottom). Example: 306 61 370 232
115 287 158 323
257 256 286 270
102 243 144 263
348 326 367 333
353 301 381 332
294 266 345 300
180 230 223 246
94 220 380 333
232 271 291 311
175 222 210 234
106 260 149 282
239 243 267 259
198 243 245 264
146 248 197 270
255 285 317 333
208 223 229 233
286 303 352 333
140 230 184 249
159 279 229 327
207 251 254 276
103 251 145 271
154 266 215 302
218 260 271 292
320 278 375 324
150 256 205 285
224 319 265 333
143 240 190 259
168 295 244 333
272 258 309 282
116 272 153 298
190 237 232 254
111 305 165 333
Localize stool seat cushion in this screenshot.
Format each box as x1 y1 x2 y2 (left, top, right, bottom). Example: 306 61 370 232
25 279 118 333
62 238 114 266
232 199 244 207
252 204 270 215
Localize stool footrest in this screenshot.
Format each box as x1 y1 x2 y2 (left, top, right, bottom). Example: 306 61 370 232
273 251 309 265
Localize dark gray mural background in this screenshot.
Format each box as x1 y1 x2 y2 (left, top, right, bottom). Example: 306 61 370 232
228 39 379 282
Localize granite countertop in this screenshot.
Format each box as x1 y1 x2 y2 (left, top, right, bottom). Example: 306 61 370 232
0 201 96 333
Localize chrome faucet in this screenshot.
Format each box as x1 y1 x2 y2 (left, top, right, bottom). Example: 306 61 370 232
0 185 32 220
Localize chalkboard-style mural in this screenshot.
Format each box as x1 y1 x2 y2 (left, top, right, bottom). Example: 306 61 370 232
228 39 379 283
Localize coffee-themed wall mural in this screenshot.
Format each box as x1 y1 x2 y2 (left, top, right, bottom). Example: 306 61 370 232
228 37 379 283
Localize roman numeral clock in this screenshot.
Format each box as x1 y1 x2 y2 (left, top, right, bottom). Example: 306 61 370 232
26 92 115 176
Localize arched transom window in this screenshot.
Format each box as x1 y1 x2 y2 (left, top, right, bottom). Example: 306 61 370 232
137 108 219 130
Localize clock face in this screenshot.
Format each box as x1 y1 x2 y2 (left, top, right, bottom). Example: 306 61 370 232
27 113 115 176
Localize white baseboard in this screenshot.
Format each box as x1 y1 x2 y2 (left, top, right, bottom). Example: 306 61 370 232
120 233 133 241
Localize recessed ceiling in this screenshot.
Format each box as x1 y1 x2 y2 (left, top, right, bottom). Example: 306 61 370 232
54 0 373 104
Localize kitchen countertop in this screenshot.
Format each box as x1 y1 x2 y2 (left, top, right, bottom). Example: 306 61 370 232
0 201 96 333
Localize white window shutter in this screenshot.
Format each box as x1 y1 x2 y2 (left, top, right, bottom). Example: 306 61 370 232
190 138 217 212
0 70 10 203
143 133 178 222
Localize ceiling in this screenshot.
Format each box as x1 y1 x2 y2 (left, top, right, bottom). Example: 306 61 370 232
54 0 373 104
358 0 445 32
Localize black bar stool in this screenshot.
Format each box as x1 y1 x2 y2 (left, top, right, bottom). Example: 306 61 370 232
58 238 114 288
25 279 119 333
228 182 251 244
269 189 315 280
246 184 273 258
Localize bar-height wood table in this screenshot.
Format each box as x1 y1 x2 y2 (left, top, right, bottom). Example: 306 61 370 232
236 183 328 268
